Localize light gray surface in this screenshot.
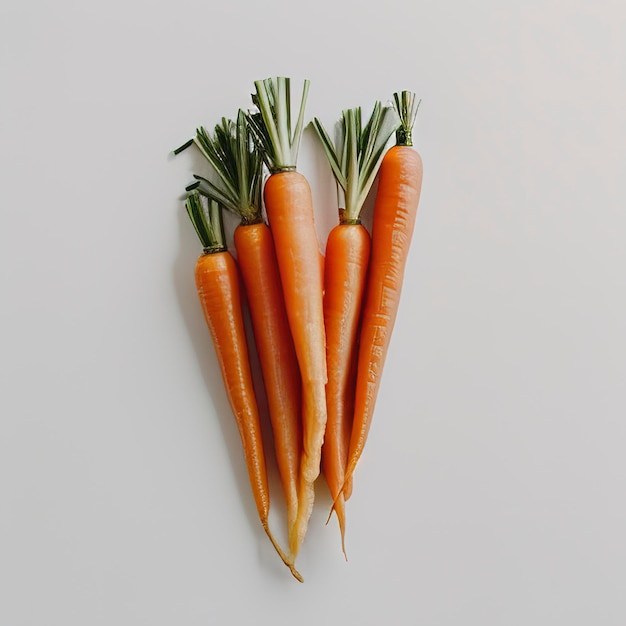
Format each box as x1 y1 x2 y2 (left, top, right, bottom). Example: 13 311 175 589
1 0 625 623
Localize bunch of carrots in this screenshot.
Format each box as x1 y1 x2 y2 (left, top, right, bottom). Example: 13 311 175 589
174 78 423 582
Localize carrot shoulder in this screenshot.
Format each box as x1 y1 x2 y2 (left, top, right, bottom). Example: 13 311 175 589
344 92 424 490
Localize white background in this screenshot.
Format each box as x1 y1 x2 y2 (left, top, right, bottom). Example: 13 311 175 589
1 0 625 623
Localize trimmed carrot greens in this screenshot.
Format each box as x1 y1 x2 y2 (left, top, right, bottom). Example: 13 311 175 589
392 90 420 147
185 191 226 253
247 77 310 172
311 102 398 223
179 110 263 224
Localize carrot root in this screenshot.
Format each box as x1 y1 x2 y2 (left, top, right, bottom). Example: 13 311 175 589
320 223 370 554
324 492 348 561
195 249 299 581
262 521 304 582
234 222 302 540
343 144 423 494
264 171 328 560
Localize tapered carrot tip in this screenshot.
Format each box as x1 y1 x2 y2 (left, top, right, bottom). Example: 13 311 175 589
288 564 305 583
324 496 348 561
262 522 304 582
339 518 348 562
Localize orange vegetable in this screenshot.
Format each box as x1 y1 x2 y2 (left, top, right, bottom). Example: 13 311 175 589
185 112 302 548
248 77 327 560
342 91 423 494
234 222 302 536
184 191 302 582
312 103 397 554
321 223 369 552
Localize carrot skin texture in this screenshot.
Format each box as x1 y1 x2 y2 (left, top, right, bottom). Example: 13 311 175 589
195 250 303 582
321 223 370 553
345 145 423 485
195 251 270 521
233 222 302 536
263 170 328 557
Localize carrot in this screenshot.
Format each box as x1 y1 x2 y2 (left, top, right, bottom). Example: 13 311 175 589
342 91 423 495
183 190 303 582
186 111 302 546
248 77 327 559
311 103 397 555
234 224 302 534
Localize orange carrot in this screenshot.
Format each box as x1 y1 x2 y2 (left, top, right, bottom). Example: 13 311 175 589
234 223 302 535
342 91 423 494
248 77 327 559
321 223 368 552
184 191 302 582
182 111 302 546
311 104 397 555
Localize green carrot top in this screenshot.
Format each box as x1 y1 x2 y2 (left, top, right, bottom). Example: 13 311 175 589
185 190 226 254
175 110 263 225
247 76 310 173
392 91 420 147
311 101 398 223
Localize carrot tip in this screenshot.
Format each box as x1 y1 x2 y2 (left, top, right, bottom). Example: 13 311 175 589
339 521 348 562
324 506 333 526
263 521 304 582
289 565 305 583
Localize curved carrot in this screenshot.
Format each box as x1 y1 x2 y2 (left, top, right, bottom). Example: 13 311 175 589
185 192 302 582
343 91 423 492
311 103 397 554
249 77 327 559
234 221 302 534
263 170 327 557
321 222 370 554
180 111 302 548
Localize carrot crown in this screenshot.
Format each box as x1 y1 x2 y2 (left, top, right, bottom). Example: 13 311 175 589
393 91 421 147
247 77 310 173
175 110 263 225
185 190 227 254
311 102 398 223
